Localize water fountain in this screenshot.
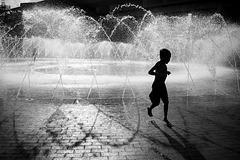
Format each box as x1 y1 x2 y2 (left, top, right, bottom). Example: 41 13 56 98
2 5 239 98
0 3 240 153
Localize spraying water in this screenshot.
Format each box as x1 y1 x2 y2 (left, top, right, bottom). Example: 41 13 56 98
0 4 240 102
1 3 240 152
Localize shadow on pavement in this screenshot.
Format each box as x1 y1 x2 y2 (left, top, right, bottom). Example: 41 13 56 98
151 120 206 160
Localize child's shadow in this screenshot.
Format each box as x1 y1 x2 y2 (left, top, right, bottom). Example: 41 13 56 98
151 120 206 160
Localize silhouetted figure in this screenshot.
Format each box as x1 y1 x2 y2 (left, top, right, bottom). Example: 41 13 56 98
148 48 171 125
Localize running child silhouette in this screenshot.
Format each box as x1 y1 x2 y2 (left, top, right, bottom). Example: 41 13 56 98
148 48 171 125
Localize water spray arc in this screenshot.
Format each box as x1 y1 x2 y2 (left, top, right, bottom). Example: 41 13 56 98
0 3 240 153
0 4 239 103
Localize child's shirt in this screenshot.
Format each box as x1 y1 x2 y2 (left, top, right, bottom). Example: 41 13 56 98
149 61 168 88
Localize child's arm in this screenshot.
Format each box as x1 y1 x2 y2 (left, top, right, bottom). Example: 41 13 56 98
149 67 171 76
148 63 171 76
148 65 157 75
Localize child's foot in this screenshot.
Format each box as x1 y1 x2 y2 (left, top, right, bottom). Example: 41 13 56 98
147 107 153 117
163 118 172 128
163 117 170 124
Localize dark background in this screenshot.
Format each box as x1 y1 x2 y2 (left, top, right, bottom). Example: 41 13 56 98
0 0 239 38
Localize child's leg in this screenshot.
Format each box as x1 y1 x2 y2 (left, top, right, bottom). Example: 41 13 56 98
149 103 157 109
163 100 169 119
148 103 158 116
161 90 169 121
149 90 160 109
148 90 160 117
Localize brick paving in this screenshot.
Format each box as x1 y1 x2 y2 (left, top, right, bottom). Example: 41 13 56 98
0 94 240 160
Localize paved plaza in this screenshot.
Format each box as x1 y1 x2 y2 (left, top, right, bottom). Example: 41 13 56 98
1 93 240 160
0 60 240 160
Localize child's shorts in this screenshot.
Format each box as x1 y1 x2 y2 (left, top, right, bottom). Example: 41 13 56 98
149 86 168 106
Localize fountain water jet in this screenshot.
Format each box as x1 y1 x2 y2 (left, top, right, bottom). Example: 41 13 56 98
0 4 239 100
0 4 240 149
0 4 239 97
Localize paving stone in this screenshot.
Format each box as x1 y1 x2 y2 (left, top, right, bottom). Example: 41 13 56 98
0 95 240 160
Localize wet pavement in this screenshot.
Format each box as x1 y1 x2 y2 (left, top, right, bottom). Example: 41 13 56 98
0 94 240 160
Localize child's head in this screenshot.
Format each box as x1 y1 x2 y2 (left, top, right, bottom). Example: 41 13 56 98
160 48 171 64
